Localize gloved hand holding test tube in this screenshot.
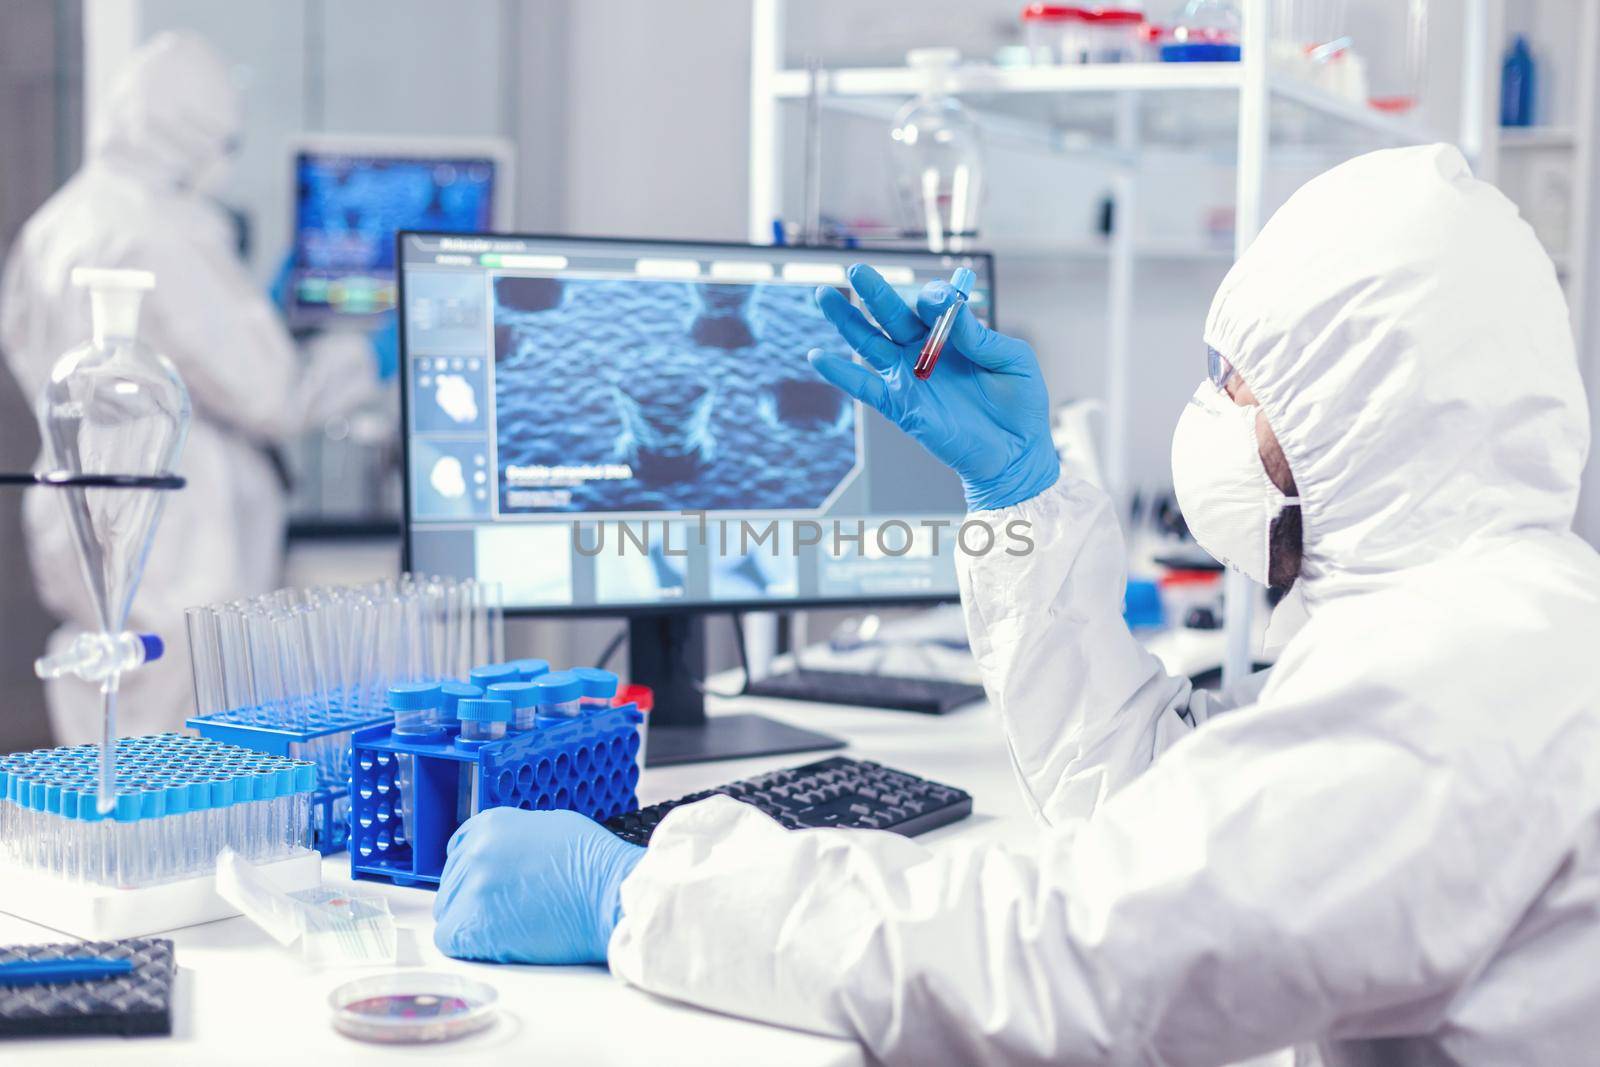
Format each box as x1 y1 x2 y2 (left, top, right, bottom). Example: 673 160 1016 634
808 263 1059 512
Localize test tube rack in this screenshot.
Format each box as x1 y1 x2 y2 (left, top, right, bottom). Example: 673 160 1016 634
188 702 389 855
348 703 643 889
0 734 322 939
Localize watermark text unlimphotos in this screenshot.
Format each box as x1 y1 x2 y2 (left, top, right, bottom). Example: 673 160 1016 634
572 510 1034 559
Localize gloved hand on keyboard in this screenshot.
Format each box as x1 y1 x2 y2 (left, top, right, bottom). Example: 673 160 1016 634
808 263 1059 511
433 807 645 965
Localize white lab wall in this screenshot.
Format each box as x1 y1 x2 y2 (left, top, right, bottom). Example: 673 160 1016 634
559 0 750 241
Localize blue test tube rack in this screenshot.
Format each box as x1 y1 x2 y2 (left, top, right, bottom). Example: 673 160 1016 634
347 703 643 889
187 703 389 855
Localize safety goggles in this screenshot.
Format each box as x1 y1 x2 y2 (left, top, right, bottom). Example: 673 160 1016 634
1207 347 1238 393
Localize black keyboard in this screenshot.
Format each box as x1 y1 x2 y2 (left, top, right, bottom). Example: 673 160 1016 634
604 756 973 846
743 668 986 715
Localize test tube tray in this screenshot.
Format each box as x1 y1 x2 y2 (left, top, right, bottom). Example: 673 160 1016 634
188 710 388 855
0 850 321 941
349 704 643 889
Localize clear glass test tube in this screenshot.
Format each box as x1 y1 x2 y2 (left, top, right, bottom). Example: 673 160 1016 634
185 607 227 717
218 606 256 717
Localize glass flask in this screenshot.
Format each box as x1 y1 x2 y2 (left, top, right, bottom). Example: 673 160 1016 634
889 48 984 254
33 268 190 811
1353 0 1428 114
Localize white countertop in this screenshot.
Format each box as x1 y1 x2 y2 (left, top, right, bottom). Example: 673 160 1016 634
0 690 1037 1065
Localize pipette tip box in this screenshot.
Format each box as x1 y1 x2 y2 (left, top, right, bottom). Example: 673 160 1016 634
349 703 643 888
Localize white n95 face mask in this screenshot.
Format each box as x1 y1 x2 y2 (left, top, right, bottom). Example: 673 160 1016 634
1170 381 1298 585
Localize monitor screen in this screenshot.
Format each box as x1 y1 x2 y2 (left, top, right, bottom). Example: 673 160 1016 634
399 233 992 614
289 145 504 323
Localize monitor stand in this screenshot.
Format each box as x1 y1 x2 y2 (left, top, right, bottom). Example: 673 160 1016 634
630 615 845 767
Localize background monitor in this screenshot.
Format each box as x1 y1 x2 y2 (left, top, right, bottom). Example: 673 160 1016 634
397 232 993 763
288 136 514 327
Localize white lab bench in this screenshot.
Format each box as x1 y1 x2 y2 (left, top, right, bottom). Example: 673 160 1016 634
0 689 1039 1066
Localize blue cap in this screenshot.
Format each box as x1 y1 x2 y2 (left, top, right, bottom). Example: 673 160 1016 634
440 682 482 717
387 682 443 711
469 664 518 689
138 633 164 663
531 670 582 705
509 658 550 680
571 667 619 700
486 681 539 709
950 267 977 297
457 698 513 723
294 762 316 792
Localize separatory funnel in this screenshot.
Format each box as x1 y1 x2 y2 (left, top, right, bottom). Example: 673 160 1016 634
889 48 985 254
31 268 191 812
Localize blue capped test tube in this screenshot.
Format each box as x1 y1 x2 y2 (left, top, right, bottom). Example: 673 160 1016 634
389 683 445 846
486 681 539 732
455 697 513 821
468 663 518 691
438 681 482 730
532 671 583 720
571 667 619 711
508 658 550 681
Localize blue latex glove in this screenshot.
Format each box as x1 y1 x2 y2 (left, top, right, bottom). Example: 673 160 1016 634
268 250 297 316
808 264 1059 511
433 808 645 965
369 312 399 381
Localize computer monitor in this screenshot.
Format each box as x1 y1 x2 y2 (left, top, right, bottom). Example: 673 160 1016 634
287 136 514 327
398 232 993 762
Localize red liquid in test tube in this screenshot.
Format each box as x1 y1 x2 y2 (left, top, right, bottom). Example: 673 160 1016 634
913 267 977 380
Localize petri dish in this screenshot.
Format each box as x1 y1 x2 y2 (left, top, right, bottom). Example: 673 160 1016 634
330 972 498 1044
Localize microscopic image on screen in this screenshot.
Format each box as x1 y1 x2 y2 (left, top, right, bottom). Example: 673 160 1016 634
295 157 495 274
493 277 859 514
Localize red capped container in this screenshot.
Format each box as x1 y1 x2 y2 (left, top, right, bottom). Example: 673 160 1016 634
1085 7 1145 63
614 683 653 770
1022 5 1094 65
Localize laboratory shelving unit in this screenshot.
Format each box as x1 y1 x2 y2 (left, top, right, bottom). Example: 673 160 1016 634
747 0 1498 684
1472 0 1598 360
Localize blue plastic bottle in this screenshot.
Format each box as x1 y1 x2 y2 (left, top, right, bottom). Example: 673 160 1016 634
1501 35 1535 128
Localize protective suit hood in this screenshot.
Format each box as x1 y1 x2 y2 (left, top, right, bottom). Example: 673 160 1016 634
88 31 241 193
1203 144 1589 598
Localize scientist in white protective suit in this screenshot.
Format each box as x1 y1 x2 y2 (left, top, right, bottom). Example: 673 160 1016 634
431 145 1600 1065
1 31 380 742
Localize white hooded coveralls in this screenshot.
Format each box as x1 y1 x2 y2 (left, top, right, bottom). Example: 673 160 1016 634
1 32 375 742
609 145 1600 1065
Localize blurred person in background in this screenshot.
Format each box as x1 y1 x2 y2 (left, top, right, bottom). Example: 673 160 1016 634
0 31 385 742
